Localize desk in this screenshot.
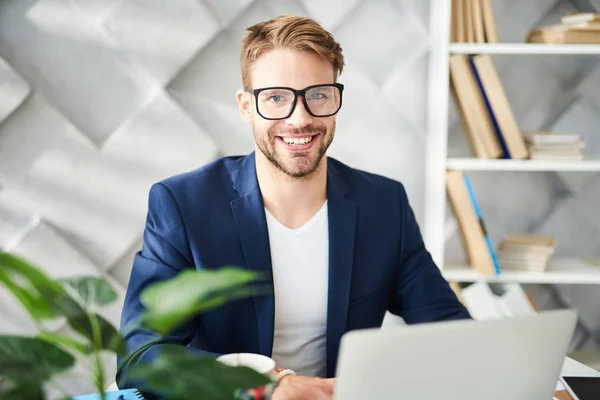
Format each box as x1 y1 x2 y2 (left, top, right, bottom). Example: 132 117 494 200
555 357 600 399
561 357 600 377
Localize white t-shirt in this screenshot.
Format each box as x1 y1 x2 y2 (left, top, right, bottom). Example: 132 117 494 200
266 201 329 377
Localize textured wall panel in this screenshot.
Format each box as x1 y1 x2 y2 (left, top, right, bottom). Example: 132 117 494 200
0 94 141 269
68 0 123 23
0 197 38 251
334 0 428 87
104 0 221 85
0 0 158 145
536 176 600 259
0 57 29 124
203 0 255 26
300 0 360 30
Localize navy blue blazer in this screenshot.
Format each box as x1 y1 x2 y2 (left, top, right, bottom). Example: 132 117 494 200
118 152 470 385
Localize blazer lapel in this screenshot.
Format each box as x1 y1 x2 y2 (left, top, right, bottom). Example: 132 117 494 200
325 160 357 378
230 153 275 356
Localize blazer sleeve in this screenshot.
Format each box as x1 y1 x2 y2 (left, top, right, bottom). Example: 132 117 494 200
116 182 221 390
388 183 472 323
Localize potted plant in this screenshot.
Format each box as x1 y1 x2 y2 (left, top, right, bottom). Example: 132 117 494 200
0 251 273 400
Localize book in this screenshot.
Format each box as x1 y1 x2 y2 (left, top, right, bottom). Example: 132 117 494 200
449 55 502 158
446 170 496 274
468 56 511 158
464 0 474 43
461 281 537 320
71 388 145 400
529 154 583 161
448 281 465 305
501 232 557 247
567 22 600 31
471 55 529 159
480 0 498 43
527 142 585 151
451 0 458 42
527 26 600 44
561 12 600 25
463 173 501 275
452 0 466 42
524 131 582 144
460 281 505 319
471 0 485 43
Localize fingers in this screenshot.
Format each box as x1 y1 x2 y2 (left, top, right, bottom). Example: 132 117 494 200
321 377 336 394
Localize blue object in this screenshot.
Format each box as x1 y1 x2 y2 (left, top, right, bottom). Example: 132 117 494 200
71 388 144 400
117 152 472 390
468 56 512 159
463 174 501 275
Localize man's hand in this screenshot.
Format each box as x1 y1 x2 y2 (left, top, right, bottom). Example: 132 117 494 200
271 375 336 400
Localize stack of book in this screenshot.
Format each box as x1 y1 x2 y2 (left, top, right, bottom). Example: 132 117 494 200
450 54 529 159
450 0 498 43
496 233 557 273
446 169 500 275
527 12 600 44
525 131 584 161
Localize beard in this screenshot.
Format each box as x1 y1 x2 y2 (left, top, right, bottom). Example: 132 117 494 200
254 121 335 179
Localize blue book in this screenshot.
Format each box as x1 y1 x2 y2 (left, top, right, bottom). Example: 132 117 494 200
71 388 145 400
468 56 512 159
463 174 501 275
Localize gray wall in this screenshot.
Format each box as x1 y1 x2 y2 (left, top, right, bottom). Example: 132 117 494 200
0 0 598 397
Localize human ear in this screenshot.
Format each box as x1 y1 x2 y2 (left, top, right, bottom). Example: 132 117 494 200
236 89 253 123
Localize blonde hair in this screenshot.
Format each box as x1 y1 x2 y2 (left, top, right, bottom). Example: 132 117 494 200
240 14 345 88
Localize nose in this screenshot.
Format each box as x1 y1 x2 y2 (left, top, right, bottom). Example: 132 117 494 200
285 96 313 127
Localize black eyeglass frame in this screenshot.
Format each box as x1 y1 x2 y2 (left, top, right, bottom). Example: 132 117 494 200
244 83 344 120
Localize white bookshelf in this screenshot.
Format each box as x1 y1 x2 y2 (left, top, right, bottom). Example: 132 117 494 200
447 158 600 172
444 258 600 284
424 0 600 285
450 43 600 55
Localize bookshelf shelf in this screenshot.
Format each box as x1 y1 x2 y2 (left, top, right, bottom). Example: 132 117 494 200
449 43 600 55
443 258 600 284
446 158 600 172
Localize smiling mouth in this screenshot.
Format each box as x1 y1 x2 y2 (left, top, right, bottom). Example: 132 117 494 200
280 135 316 146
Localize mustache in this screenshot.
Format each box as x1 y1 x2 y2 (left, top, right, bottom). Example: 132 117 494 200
272 124 327 136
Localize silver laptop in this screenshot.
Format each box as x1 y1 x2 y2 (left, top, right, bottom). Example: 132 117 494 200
334 309 577 400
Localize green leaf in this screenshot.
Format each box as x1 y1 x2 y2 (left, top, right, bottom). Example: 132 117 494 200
0 251 82 320
0 336 75 381
141 285 272 336
140 267 268 336
0 252 64 294
36 331 91 354
0 381 44 400
67 313 126 355
0 269 54 320
126 345 272 400
60 277 117 309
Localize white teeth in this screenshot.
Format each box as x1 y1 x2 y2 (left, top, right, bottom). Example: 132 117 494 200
282 136 314 145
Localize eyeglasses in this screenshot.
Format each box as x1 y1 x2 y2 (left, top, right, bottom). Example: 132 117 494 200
245 83 344 120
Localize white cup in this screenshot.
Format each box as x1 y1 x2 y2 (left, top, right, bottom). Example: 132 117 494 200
216 353 276 375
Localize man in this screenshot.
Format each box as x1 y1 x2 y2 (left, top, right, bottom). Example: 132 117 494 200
118 14 470 399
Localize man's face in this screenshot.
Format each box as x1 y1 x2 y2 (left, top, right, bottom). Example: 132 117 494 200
238 49 338 179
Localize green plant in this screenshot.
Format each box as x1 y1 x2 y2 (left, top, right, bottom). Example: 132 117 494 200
0 251 273 400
